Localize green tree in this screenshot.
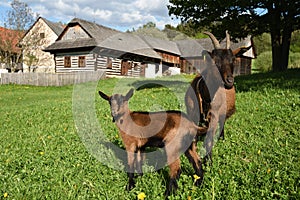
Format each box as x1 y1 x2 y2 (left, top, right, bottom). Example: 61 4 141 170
130 22 168 39
168 0 300 71
0 0 37 71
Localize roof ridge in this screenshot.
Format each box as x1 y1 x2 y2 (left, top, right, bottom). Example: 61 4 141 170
70 17 120 33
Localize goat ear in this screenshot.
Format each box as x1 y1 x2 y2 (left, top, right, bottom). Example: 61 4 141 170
202 50 212 58
125 88 134 101
233 46 252 57
98 91 110 101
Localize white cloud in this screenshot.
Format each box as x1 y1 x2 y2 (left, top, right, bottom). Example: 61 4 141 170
0 0 179 31
134 0 162 11
95 9 112 21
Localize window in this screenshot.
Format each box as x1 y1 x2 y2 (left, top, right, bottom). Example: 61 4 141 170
78 56 86 68
121 60 131 75
40 32 45 39
64 56 71 68
106 57 112 69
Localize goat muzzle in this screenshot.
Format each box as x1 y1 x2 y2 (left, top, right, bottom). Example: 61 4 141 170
225 76 234 89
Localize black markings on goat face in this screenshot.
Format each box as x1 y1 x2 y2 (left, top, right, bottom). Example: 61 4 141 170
211 49 235 89
109 94 125 121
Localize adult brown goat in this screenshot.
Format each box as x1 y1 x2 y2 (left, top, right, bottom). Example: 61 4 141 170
99 88 207 197
185 31 251 162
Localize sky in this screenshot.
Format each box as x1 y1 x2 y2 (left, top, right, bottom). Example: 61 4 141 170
0 0 180 32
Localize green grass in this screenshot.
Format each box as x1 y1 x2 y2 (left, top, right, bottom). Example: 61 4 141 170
0 69 299 199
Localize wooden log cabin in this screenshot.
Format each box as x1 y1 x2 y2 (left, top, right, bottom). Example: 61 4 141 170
44 18 255 77
44 18 163 77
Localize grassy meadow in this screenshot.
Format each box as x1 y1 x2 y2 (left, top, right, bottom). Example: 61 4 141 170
0 69 299 199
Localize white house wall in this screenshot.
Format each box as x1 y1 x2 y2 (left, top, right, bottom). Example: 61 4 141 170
22 18 58 73
55 53 95 73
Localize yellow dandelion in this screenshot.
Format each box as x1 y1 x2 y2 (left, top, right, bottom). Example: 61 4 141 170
39 151 45 155
4 193 8 198
193 174 200 181
257 150 261 155
137 192 146 200
267 168 271 174
188 195 192 200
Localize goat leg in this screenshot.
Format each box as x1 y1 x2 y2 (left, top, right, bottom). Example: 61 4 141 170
126 151 136 191
164 159 181 197
185 141 204 186
126 172 135 191
136 148 143 176
219 127 225 140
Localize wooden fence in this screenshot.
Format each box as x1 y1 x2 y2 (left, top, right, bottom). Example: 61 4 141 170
0 70 106 86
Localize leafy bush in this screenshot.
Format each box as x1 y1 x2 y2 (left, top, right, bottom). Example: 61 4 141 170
252 51 272 72
289 52 300 68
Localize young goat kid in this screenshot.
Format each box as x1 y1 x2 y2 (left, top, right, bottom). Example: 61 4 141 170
99 88 207 196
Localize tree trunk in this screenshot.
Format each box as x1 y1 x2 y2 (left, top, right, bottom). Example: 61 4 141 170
281 27 292 71
268 1 292 72
271 31 282 72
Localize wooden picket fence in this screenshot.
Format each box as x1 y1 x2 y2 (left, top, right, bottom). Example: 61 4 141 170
0 70 106 86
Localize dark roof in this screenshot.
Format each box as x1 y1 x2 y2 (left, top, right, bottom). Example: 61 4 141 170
99 32 161 59
45 18 161 59
176 36 254 58
42 18 64 36
176 39 206 58
140 35 181 55
45 38 97 51
67 18 120 42
45 17 254 59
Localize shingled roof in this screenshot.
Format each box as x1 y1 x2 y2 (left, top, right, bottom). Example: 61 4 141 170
45 17 254 60
176 39 207 58
65 18 120 42
140 35 181 55
45 18 161 59
42 18 64 36
99 32 161 59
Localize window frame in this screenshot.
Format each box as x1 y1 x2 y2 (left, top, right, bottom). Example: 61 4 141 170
78 56 86 68
64 56 71 68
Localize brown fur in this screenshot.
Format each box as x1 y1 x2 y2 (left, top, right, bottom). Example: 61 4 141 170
185 31 250 162
99 88 207 197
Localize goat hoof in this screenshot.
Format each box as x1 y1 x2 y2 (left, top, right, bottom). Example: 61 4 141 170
126 181 135 191
164 189 172 199
137 172 143 177
203 155 213 167
164 178 178 197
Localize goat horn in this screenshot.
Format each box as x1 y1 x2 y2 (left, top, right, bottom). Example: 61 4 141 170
226 30 231 49
204 31 221 49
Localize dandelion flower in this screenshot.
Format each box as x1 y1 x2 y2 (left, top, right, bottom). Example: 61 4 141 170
257 150 261 155
4 193 8 198
193 174 200 181
39 151 45 155
137 192 146 200
267 168 271 174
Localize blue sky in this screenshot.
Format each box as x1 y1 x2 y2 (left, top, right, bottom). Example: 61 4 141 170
0 0 180 32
